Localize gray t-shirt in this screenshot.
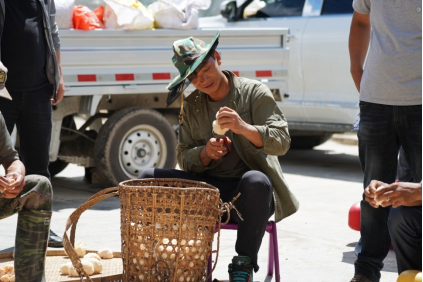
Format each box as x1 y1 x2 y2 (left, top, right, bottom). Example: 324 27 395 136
353 0 422 105
205 89 250 179
0 113 19 165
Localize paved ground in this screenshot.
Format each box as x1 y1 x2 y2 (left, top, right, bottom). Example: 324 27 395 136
0 140 398 281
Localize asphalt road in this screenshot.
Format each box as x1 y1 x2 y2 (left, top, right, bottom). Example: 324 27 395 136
0 140 398 281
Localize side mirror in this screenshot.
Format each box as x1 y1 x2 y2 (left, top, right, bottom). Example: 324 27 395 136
220 0 238 22
220 0 254 22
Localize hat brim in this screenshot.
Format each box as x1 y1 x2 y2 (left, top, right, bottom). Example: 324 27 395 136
166 31 220 91
0 87 12 100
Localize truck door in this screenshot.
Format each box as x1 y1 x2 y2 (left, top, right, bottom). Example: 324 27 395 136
301 0 358 125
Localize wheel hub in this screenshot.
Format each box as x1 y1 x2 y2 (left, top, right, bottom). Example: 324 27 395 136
136 148 147 158
119 129 163 178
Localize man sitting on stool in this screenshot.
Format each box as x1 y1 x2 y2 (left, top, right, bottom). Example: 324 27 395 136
138 32 299 281
364 180 422 275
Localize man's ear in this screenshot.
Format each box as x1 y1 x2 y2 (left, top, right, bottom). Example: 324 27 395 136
214 50 222 66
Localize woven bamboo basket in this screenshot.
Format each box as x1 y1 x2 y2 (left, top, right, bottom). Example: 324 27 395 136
63 178 228 282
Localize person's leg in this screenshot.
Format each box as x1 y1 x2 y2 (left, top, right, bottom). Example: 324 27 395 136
0 175 42 220
0 175 52 282
397 147 414 182
356 102 399 282
396 105 422 183
387 206 422 274
17 85 52 179
15 85 62 247
227 170 274 273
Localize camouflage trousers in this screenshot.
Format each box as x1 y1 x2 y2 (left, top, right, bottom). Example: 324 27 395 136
0 175 53 282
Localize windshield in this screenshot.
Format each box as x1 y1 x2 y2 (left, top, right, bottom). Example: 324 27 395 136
248 0 306 18
201 0 306 18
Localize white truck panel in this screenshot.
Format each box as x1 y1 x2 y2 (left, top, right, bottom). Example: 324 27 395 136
60 28 289 88
302 14 358 124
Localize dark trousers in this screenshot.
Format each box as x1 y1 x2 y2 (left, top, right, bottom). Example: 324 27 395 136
138 168 275 272
356 102 422 282
397 147 414 182
0 85 53 179
388 206 422 274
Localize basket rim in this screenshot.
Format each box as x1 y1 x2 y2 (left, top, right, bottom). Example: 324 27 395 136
119 178 220 191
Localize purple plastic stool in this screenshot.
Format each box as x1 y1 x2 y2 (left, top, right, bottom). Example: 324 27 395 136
206 220 280 282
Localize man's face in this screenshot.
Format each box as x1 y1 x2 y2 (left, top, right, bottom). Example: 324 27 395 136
188 51 223 95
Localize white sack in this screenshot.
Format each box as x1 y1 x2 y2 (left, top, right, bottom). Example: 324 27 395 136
103 0 154 30
148 0 211 30
55 0 75 29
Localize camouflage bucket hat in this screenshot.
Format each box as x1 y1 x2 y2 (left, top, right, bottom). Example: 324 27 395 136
166 31 220 106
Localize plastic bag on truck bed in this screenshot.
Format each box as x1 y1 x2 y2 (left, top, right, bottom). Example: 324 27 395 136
55 0 75 29
148 0 211 30
103 0 154 30
73 5 105 30
94 6 105 24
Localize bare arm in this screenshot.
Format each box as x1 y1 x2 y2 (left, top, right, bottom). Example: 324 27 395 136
349 11 370 93
239 124 262 148
52 50 65 105
3 159 25 176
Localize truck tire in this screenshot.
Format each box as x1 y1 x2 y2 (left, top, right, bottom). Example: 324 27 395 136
94 107 177 186
290 133 332 149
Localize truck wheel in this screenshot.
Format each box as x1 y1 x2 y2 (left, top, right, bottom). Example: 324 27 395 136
290 133 332 149
94 107 177 186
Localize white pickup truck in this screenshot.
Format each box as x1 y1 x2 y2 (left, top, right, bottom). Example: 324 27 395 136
46 0 358 186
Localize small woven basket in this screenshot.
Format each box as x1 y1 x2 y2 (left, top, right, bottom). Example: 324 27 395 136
63 178 224 282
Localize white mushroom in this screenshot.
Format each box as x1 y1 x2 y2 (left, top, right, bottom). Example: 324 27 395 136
68 260 95 276
75 245 86 258
98 248 113 259
60 262 72 275
75 241 86 248
84 253 102 261
0 275 11 282
86 258 103 274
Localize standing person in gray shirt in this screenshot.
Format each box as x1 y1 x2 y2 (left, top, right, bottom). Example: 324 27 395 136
349 0 422 281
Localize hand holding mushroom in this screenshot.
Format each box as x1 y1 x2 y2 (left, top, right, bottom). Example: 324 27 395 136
215 107 248 136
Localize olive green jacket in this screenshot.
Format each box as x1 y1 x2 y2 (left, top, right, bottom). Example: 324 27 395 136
176 71 299 222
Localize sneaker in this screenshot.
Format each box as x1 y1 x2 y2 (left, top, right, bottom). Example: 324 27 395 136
48 229 63 248
228 256 253 282
350 274 373 282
